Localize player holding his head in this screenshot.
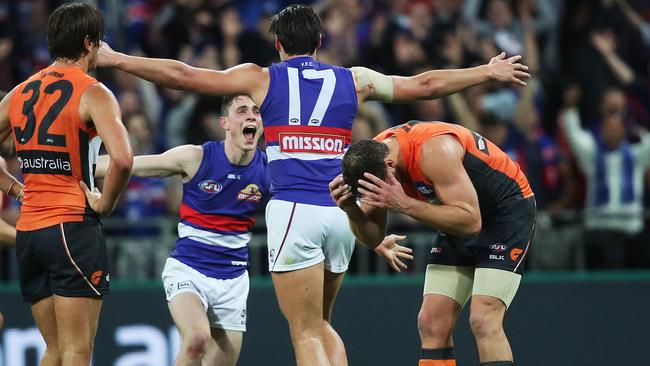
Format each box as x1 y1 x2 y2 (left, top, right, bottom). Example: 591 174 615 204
330 121 536 366
96 4 529 365
0 3 133 365
95 95 265 366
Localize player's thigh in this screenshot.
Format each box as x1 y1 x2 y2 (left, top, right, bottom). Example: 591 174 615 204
423 264 474 310
53 295 102 350
162 258 211 338
323 270 345 321
266 200 327 273
17 228 53 304
205 271 249 333
31 296 58 348
322 206 355 274
203 328 243 366
272 262 325 325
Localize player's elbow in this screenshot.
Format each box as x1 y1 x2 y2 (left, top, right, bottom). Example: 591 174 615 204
464 215 482 236
111 153 133 174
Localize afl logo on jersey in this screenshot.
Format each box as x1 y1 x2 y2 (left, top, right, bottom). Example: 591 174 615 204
199 180 222 194
237 184 263 202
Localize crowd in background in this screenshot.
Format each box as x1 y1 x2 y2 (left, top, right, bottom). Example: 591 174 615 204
1 0 650 279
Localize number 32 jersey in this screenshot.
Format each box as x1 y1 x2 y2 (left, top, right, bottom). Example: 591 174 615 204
8 65 102 231
261 56 357 206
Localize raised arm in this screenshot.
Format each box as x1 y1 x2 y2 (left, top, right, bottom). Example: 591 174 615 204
96 145 203 181
80 84 133 216
358 135 481 237
352 53 529 104
98 43 268 104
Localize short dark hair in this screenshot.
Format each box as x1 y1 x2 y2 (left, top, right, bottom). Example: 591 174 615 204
220 95 249 117
48 3 104 61
342 140 389 195
270 4 323 56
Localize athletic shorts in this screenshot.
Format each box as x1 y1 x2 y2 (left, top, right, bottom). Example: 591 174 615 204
266 199 355 273
17 220 110 304
427 196 536 274
162 258 249 332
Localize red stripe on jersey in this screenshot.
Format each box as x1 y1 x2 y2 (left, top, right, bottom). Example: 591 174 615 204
264 125 351 144
180 203 255 233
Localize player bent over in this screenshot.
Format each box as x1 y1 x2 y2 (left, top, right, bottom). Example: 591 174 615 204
331 121 536 366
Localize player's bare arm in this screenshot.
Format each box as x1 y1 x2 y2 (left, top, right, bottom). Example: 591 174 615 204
358 135 481 236
80 83 133 216
98 42 270 105
330 175 413 271
96 145 203 182
0 88 24 202
352 52 529 103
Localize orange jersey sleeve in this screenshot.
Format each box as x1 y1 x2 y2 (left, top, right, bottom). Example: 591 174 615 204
8 65 102 231
375 121 533 207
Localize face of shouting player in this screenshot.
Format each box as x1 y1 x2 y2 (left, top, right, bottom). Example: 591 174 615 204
221 95 263 152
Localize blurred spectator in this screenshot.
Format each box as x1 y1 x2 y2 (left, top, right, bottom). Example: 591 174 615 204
561 87 650 269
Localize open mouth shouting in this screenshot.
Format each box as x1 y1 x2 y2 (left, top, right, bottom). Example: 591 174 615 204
243 125 257 143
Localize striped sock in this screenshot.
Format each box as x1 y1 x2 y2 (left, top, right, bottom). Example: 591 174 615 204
419 347 455 366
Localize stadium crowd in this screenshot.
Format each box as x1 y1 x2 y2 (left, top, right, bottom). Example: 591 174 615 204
1 0 650 279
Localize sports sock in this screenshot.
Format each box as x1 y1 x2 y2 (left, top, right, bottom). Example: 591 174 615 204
418 347 456 366
479 361 514 366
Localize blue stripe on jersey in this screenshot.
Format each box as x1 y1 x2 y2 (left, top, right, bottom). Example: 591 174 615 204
171 237 248 279
260 56 357 205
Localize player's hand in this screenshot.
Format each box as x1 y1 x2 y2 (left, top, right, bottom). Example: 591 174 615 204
97 41 119 68
329 174 357 213
357 171 412 212
374 234 414 272
487 52 530 87
80 181 111 216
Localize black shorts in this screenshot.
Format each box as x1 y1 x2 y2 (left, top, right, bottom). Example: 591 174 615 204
428 196 536 274
17 220 110 304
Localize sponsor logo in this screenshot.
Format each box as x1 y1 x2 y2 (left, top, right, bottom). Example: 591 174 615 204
269 248 276 262
199 180 222 193
510 248 524 261
415 182 435 198
91 270 103 286
166 283 174 297
231 260 248 266
472 131 490 154
227 173 241 180
489 244 507 253
279 132 345 154
489 254 505 261
178 280 194 290
18 150 72 175
237 183 263 202
105 274 110 282
431 247 443 254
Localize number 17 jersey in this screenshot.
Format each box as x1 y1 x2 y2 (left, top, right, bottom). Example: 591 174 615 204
8 65 102 231
260 56 357 206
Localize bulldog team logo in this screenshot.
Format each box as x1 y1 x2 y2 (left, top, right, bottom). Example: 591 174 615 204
237 184 263 202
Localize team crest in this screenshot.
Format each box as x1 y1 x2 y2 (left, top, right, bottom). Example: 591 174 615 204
237 184 263 202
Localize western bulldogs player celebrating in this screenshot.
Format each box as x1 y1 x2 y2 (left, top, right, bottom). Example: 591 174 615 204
96 5 529 365
94 95 265 366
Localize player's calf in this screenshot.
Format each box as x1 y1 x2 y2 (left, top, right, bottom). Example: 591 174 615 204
469 295 513 365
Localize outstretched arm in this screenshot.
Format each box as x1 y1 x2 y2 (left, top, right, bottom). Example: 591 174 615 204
96 145 203 181
98 42 268 103
353 53 529 103
358 135 481 237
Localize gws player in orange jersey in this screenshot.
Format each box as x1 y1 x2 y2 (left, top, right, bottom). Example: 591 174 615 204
96 5 529 365
331 121 536 366
0 3 133 365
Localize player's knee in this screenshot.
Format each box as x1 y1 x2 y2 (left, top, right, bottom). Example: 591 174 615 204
417 308 453 341
469 310 502 340
43 347 61 363
288 319 325 342
182 330 211 359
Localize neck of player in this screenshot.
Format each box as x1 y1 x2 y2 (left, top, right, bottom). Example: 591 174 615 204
224 140 255 166
52 58 89 73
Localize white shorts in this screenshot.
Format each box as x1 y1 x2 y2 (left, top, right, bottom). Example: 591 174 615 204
266 199 355 273
161 258 249 332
